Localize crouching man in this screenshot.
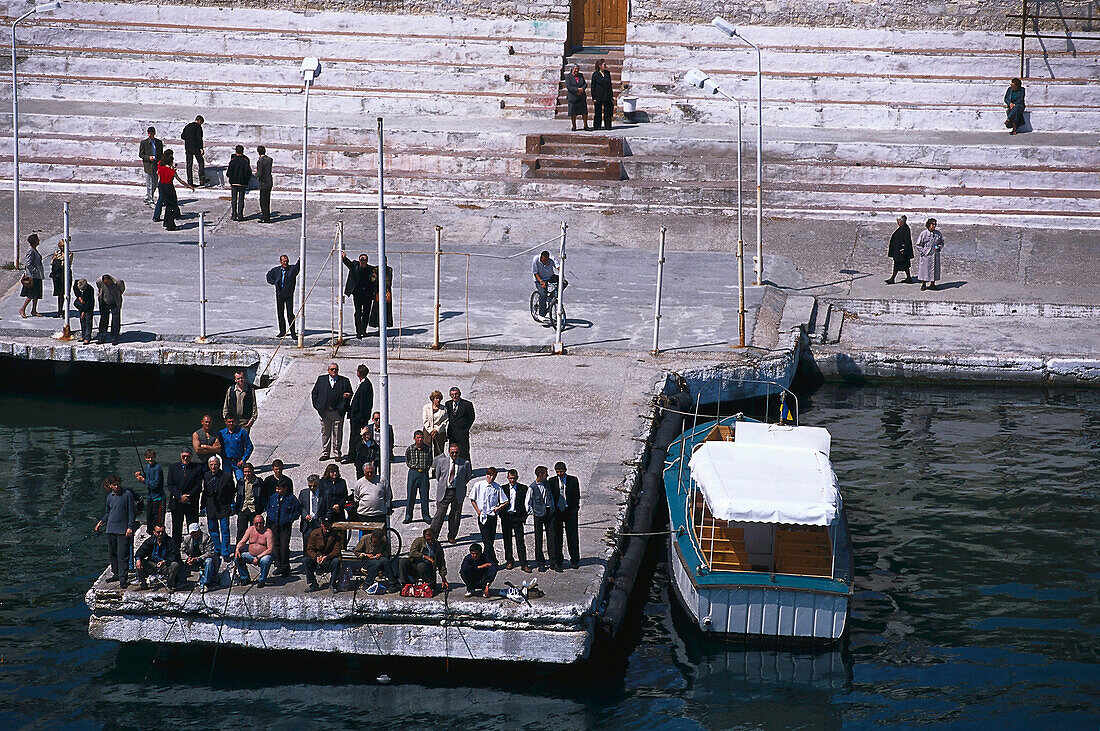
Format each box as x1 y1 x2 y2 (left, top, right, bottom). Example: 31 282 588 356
179 522 220 593
234 513 274 587
304 519 346 594
135 523 181 592
399 527 448 591
460 542 497 598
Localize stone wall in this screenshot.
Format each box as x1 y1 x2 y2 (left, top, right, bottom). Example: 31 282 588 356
67 0 570 20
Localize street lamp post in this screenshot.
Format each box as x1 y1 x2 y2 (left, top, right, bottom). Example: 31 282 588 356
685 69 746 348
297 56 321 349
11 1 61 265
712 17 764 285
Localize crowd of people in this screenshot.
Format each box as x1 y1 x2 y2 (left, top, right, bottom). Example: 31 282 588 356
94 365 583 599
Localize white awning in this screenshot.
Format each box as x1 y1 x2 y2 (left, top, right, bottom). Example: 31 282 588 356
687 439 840 526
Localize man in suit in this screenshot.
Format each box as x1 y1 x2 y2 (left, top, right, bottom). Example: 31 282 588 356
430 441 471 543
254 145 273 223
341 253 376 339
266 254 299 338
501 468 531 572
226 144 252 221
181 114 206 187
547 461 581 570
346 364 372 465
265 479 302 577
298 473 330 543
166 448 203 545
138 126 161 206
311 362 353 461
445 386 476 462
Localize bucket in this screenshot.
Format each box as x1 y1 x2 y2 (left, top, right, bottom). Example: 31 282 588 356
620 96 638 114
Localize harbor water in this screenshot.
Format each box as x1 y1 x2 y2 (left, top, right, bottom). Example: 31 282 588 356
0 371 1097 728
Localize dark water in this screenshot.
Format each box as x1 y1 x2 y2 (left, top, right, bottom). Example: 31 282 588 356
1 373 1098 729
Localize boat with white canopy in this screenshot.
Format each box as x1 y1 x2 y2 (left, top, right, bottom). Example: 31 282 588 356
664 418 854 641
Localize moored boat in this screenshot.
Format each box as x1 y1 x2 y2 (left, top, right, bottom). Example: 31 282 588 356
664 417 854 641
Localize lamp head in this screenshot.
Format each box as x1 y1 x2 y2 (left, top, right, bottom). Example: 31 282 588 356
685 69 710 89
712 16 737 37
300 57 322 82
34 1 62 12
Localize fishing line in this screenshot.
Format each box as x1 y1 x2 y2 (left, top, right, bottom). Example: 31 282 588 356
207 570 233 684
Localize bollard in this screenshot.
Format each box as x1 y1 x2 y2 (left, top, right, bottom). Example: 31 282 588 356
197 211 207 343
432 225 442 350
652 227 666 355
60 201 73 340
554 221 567 354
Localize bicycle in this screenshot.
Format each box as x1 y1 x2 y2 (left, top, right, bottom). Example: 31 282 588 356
530 278 567 329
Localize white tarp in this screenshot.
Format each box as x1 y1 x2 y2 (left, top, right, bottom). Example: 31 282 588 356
688 439 840 526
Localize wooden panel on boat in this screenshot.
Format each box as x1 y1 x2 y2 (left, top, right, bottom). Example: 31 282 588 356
774 526 833 577
703 424 735 442
692 491 750 571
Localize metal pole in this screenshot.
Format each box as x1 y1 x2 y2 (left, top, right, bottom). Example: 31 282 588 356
1020 0 1027 78
11 13 30 266
432 225 442 350
716 87 746 348
60 201 72 339
298 79 311 349
197 211 207 342
376 117 391 491
554 221 567 354
652 227 666 355
746 37 764 286
337 220 344 345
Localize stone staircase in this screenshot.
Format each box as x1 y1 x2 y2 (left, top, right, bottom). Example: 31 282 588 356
554 49 624 120
522 133 625 180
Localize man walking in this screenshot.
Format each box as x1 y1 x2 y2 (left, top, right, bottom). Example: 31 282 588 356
266 255 300 338
311 362 354 461
445 386 476 462
222 369 258 429
181 115 207 187
95 475 136 588
265 479 302 577
548 461 581 570
95 274 125 345
138 126 161 206
430 441 471 543
501 468 530 572
347 364 373 465
226 145 252 221
403 430 432 524
166 448 203 544
255 145 273 223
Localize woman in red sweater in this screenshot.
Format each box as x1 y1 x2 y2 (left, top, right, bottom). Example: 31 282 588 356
155 149 194 231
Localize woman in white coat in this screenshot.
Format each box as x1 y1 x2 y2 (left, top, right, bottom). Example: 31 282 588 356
422 390 449 459
916 218 944 291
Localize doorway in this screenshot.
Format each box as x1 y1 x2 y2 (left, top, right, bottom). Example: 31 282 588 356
570 0 627 49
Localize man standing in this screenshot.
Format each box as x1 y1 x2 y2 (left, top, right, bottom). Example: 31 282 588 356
219 415 253 481
500 468 530 572
347 364 373 465
403 430 432 524
526 465 557 572
352 462 391 521
352 425 381 478
180 522 219 593
399 527 448 589
226 144 252 221
191 414 223 464
254 145 273 223
341 253 376 339
234 513 274 587
138 126 161 206
548 461 581 570
181 114 206 187
203 455 236 561
134 523 181 592
266 255 300 339
95 274 125 345
95 475 136 588
298 473 328 544
469 467 505 565
166 448 203 544
445 386 476 462
134 448 165 529
222 369 258 430
265 479 302 577
304 519 346 593
460 543 497 598
430 441 471 543
886 215 915 285
234 462 267 544
369 411 395 463
311 362 353 461
73 278 95 344
263 459 293 504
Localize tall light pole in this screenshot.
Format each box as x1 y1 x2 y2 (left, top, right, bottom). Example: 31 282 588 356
11 1 61 265
298 56 321 348
375 117 391 494
712 17 764 285
685 69 745 348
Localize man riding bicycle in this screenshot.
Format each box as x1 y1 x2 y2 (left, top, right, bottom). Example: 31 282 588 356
532 250 559 318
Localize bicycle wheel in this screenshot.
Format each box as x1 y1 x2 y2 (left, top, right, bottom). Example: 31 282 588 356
387 526 402 557
530 291 541 323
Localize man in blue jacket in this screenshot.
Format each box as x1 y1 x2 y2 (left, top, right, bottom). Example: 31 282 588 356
266 255 300 339
266 479 303 577
220 415 253 481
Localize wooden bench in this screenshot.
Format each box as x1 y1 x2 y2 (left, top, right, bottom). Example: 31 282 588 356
774 527 833 577
691 492 750 571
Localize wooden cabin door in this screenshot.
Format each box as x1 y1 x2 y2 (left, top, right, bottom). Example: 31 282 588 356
572 0 627 48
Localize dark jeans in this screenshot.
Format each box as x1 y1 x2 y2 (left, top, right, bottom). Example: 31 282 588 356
185 148 205 186
478 515 498 564
405 469 430 522
359 556 395 585
230 186 246 219
593 98 613 129
536 274 559 317
304 554 341 586
146 498 166 529
461 562 497 592
170 503 199 545
554 508 579 567
352 290 372 336
236 509 259 544
430 487 463 542
399 557 438 586
348 418 363 462
259 188 272 221
107 532 129 585
98 302 121 337
276 295 295 336
501 512 527 566
532 514 556 566
79 311 94 341
271 523 293 573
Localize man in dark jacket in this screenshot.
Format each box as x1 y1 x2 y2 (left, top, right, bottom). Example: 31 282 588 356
298 474 330 543
135 523 181 591
265 480 303 576
547 461 581 570
73 278 95 344
226 145 252 221
311 362 354 461
203 455 237 561
500 468 530 571
266 255 300 338
181 114 206 187
95 475 136 588
305 520 347 593
341 253 376 339
138 126 162 206
886 215 915 284
166 448 203 545
347 364 373 464
445 386 476 462
254 145 273 223
399 527 448 588
460 543 497 597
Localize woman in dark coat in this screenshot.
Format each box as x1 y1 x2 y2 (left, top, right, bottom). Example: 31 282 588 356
886 215 914 284
19 233 43 318
1004 78 1025 135
49 238 73 317
155 149 194 231
591 59 614 131
565 65 589 131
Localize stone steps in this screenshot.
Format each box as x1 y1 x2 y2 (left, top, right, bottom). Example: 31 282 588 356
522 133 625 180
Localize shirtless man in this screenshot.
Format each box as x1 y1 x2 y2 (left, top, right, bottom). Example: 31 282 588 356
192 414 223 462
233 514 275 587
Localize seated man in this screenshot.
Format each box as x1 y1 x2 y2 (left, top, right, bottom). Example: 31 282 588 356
134 523 181 592
234 513 275 587
352 462 391 521
179 522 220 593
304 519 346 594
353 528 396 590
399 528 448 590
459 542 497 598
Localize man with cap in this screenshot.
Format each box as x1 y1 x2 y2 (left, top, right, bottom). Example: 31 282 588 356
166 447 203 545
179 522 219 592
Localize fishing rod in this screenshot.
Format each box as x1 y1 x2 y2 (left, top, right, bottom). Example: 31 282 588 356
207 567 234 684
65 528 102 553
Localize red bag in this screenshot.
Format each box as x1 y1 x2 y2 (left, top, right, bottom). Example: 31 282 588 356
400 583 416 597
417 582 434 598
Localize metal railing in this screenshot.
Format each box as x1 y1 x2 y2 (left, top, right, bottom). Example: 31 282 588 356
1006 0 1100 77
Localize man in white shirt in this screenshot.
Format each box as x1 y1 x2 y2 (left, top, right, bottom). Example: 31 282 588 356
532 250 557 317
526 465 557 572
353 462 391 521
469 466 506 564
